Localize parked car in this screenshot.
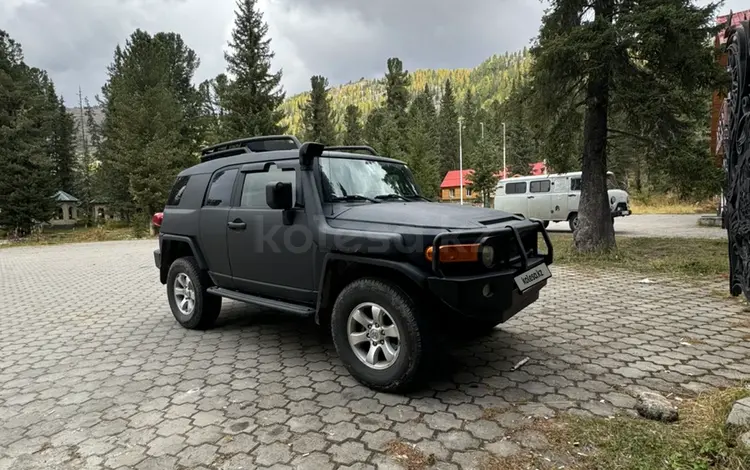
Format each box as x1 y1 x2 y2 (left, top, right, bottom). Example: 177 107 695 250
154 136 554 392
493 171 631 231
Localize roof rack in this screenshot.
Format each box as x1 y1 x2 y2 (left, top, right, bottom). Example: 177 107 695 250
200 135 302 162
324 145 378 156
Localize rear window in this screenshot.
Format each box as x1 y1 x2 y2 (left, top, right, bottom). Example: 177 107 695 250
571 178 582 191
166 176 190 206
205 168 238 207
505 182 527 194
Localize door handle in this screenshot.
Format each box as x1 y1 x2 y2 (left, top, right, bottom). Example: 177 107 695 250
568 194 577 197
527 196 535 199
227 220 246 230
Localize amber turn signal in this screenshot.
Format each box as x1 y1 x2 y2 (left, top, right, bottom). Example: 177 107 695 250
425 244 480 263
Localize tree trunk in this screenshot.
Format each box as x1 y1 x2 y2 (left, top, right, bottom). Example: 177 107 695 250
575 0 616 253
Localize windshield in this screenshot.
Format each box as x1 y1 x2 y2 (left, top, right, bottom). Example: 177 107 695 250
607 174 619 190
318 157 421 201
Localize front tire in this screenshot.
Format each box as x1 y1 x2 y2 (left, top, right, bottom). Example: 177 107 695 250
331 278 430 393
167 256 221 330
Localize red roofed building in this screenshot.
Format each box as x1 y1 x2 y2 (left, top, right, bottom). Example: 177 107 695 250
439 165 541 203
530 161 547 175
440 169 475 202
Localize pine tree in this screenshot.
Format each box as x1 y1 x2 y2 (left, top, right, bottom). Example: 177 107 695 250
300 75 337 144
461 89 480 159
45 91 76 195
437 79 459 178
405 86 440 198
364 107 400 157
343 105 363 145
220 0 286 139
531 0 723 252
97 30 203 224
467 138 500 207
385 57 410 119
0 31 57 236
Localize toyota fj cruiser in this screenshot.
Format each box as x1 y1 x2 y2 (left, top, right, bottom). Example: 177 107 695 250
154 135 554 392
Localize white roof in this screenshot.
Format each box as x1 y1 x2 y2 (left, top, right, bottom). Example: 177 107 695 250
497 171 614 183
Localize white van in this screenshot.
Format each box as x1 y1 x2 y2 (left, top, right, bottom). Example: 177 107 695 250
493 171 631 231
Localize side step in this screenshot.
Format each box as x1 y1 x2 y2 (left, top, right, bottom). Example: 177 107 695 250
207 287 314 317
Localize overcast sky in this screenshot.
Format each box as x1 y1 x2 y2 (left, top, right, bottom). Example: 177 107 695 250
1 0 746 106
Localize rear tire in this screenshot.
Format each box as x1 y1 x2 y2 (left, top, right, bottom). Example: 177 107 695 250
568 213 579 232
167 256 221 330
331 278 430 393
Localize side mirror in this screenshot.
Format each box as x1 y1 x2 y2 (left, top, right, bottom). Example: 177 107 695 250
266 181 293 210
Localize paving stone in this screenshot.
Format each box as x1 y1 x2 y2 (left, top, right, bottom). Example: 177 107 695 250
726 398 750 427
322 421 362 442
147 435 186 457
329 441 371 464
513 429 550 450
291 452 333 470
254 442 292 466
424 411 462 431
104 446 147 468
2 242 749 470
436 430 480 451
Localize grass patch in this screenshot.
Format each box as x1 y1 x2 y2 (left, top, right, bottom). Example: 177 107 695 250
479 387 750 470
544 387 750 470
629 193 717 215
549 233 729 278
0 225 152 248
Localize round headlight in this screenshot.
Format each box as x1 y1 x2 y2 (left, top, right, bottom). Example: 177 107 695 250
481 245 495 268
610 196 616 205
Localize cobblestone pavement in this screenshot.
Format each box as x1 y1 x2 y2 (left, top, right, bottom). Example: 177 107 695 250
547 214 726 239
1 240 749 470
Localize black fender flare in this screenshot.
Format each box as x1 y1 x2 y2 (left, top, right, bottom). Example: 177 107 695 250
160 234 208 283
314 253 428 324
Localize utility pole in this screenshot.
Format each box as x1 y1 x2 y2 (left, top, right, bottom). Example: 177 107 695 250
78 86 87 155
480 122 484 140
502 122 507 179
458 116 464 205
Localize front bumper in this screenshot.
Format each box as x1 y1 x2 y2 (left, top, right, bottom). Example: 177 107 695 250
427 257 549 323
612 203 631 217
426 219 552 324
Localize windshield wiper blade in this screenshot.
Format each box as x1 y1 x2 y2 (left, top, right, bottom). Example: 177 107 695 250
331 194 381 203
374 194 410 201
403 194 431 202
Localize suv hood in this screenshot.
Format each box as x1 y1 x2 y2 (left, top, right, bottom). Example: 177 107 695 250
329 202 516 230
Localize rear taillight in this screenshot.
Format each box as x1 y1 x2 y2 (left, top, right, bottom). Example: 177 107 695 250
152 212 164 227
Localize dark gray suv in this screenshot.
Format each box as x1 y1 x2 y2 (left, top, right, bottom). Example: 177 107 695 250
154 135 553 392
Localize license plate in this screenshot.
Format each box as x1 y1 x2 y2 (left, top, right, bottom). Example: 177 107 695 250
514 264 552 292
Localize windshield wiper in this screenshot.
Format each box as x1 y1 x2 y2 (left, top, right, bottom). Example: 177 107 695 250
403 194 431 202
331 194 381 204
374 194 410 202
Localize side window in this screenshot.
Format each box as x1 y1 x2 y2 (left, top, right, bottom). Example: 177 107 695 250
571 178 582 191
530 180 551 193
205 168 238 207
505 182 527 194
241 166 296 208
166 176 190 206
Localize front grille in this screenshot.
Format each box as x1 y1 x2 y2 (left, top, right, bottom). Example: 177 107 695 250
615 202 628 212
